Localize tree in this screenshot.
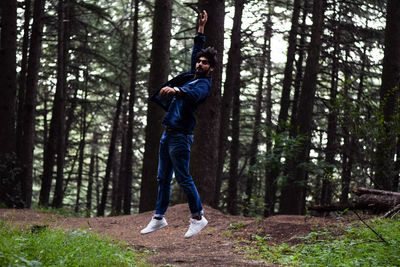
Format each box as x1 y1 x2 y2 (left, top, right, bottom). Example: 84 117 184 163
277 0 302 131
123 0 140 215
279 0 326 215
0 0 19 207
40 0 70 208
375 0 400 191
267 0 304 214
321 1 340 205
226 53 242 215
98 85 125 216
17 0 46 208
139 0 173 213
215 0 245 208
191 0 225 206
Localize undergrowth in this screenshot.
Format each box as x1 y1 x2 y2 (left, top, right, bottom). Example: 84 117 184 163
0 221 149 267
31 203 84 218
247 216 400 266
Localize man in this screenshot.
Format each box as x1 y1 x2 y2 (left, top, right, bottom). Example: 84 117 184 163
141 10 216 238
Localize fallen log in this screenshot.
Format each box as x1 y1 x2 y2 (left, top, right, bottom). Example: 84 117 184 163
309 187 400 214
358 194 400 209
309 203 368 212
352 187 400 198
384 204 400 218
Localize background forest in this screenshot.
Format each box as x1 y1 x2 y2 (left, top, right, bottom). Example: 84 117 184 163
0 0 399 218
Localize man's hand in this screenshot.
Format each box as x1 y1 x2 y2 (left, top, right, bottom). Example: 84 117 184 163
160 86 177 97
198 10 207 34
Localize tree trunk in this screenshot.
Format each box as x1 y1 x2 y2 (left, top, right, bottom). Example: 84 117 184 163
375 0 400 191
16 0 31 161
86 133 99 217
340 50 352 205
17 0 46 208
353 187 400 197
114 105 127 215
226 73 241 215
52 0 71 208
277 0 302 131
191 0 225 206
264 10 274 217
279 0 326 215
243 33 266 216
139 0 173 213
123 0 139 215
215 0 244 208
269 0 307 213
74 89 88 213
289 0 309 139
0 0 19 208
95 153 100 209
97 85 124 216
321 2 340 205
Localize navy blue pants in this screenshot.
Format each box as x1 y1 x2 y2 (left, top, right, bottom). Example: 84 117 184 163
155 131 203 217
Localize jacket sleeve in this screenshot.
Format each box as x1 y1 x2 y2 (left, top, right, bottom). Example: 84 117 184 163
191 33 206 72
179 79 211 104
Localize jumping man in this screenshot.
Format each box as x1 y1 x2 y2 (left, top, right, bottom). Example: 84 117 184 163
140 10 217 238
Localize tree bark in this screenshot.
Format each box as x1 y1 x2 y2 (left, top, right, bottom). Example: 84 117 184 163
279 0 326 215
123 0 139 215
16 0 31 161
321 2 340 205
375 0 400 191
0 0 19 207
113 105 127 215
86 133 99 217
264 9 274 217
74 88 88 213
17 0 46 208
353 187 400 197
289 0 309 139
215 0 244 208
277 0 302 131
226 73 241 215
52 0 71 208
340 50 352 205
139 0 173 213
191 0 225 206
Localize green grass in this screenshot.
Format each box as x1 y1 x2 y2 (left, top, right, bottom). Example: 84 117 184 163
0 221 149 267
248 216 400 266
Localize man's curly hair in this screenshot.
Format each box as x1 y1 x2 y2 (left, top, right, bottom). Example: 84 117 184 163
195 47 218 68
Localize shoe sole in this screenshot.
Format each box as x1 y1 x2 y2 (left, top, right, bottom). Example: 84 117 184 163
140 223 168 234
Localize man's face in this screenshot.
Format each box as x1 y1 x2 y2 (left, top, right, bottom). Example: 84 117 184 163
195 56 214 77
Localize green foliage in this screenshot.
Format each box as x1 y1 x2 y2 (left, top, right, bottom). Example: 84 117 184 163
0 221 148 267
248 217 400 266
0 152 23 208
229 221 245 230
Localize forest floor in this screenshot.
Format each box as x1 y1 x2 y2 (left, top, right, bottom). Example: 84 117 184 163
0 204 353 266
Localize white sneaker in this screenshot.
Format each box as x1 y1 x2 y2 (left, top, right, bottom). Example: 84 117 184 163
140 217 168 234
184 216 208 238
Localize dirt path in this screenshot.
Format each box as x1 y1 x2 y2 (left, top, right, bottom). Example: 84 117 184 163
0 204 342 266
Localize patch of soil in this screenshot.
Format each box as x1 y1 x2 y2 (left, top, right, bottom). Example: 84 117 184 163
0 204 351 266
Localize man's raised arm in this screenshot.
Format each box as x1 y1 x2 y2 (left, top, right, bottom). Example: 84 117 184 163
190 10 208 72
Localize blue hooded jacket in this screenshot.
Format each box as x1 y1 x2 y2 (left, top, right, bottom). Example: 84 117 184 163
149 33 212 134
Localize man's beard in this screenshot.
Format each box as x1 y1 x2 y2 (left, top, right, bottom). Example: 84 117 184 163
195 67 208 77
